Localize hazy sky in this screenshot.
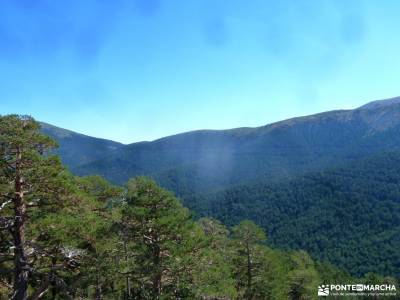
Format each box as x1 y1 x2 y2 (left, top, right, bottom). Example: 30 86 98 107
0 0 399 143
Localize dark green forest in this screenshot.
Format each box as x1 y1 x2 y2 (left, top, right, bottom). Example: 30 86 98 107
186 153 400 278
54 102 400 197
1 116 399 299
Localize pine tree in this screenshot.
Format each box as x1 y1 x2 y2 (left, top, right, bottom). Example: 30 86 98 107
195 218 237 299
287 250 320 300
232 220 267 300
73 175 124 299
0 115 77 299
118 177 205 299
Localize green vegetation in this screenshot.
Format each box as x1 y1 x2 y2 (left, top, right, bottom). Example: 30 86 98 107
186 152 400 278
45 101 400 198
1 115 398 299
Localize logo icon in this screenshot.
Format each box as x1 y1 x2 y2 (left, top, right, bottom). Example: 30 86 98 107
356 284 364 291
318 285 330 296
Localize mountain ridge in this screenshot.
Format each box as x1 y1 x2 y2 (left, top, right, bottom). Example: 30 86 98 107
40 122 123 168
357 95 400 110
41 97 400 194
125 95 400 143
37 96 400 277
42 95 400 146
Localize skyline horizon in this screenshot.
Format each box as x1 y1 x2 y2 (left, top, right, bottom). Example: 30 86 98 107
37 94 399 144
2 1 400 143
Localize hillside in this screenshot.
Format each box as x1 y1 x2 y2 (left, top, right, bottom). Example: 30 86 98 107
6 115 372 300
41 122 123 168
46 96 400 195
185 151 400 277
38 97 400 278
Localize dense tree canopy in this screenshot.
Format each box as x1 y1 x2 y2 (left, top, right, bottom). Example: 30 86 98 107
186 152 400 278
0 115 398 299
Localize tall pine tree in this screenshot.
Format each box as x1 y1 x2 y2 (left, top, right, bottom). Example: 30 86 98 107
0 115 77 299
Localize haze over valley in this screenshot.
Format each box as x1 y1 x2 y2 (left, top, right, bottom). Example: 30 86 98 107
42 96 400 278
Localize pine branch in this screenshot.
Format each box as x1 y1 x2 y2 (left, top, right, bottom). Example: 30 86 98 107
0 268 13 275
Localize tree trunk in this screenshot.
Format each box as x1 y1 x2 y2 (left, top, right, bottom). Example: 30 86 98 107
95 274 102 300
12 148 29 300
246 243 252 300
124 240 131 299
152 244 161 297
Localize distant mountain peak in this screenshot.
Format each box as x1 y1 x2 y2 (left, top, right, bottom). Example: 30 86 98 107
357 96 400 110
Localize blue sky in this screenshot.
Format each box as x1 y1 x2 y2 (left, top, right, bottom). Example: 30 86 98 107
0 0 400 143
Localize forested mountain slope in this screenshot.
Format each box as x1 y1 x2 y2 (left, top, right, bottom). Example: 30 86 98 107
35 98 400 279
44 97 400 195
185 151 400 277
7 115 376 299
41 122 123 168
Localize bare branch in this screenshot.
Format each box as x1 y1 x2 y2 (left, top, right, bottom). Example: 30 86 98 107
27 276 50 300
0 199 12 211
